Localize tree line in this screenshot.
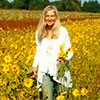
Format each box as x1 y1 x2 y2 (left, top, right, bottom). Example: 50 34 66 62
0 0 100 13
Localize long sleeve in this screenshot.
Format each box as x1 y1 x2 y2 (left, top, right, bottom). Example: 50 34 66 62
63 27 74 60
32 31 41 68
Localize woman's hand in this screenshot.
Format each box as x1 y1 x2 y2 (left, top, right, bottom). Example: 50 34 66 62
29 67 37 79
58 58 66 64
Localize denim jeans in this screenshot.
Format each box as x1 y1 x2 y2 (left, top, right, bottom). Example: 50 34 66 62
42 74 53 100
41 73 68 100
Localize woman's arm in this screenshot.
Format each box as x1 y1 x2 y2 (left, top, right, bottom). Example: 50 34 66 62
30 31 40 77
32 31 40 68
63 27 74 60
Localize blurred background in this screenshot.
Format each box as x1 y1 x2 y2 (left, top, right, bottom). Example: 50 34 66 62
0 0 100 12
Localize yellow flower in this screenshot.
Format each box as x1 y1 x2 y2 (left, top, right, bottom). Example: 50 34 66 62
56 95 64 100
61 91 67 96
1 97 10 100
12 65 20 74
14 52 20 59
3 81 7 86
0 50 3 56
21 46 26 50
81 88 88 96
59 45 65 50
57 51 67 58
20 36 24 40
24 78 34 88
72 89 80 97
15 44 18 49
10 44 15 48
3 64 11 73
4 55 12 63
0 79 2 84
56 91 67 100
27 55 33 60
25 60 30 65
68 47 73 53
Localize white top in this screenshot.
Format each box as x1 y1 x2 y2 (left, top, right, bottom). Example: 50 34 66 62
45 38 53 74
32 26 74 89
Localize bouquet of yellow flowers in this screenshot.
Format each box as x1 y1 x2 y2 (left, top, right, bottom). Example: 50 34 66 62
56 44 72 80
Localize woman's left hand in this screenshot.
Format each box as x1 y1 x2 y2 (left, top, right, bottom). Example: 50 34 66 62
58 58 66 64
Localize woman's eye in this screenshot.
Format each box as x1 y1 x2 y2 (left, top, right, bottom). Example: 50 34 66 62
51 15 54 17
46 15 49 17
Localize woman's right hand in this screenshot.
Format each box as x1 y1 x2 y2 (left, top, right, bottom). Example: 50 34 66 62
29 67 37 79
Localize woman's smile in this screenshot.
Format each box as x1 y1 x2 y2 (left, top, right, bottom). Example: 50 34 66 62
45 9 56 26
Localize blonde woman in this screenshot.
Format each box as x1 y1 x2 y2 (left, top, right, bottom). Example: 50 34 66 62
30 5 74 100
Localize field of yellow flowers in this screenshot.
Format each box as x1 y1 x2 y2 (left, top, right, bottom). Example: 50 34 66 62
0 10 100 100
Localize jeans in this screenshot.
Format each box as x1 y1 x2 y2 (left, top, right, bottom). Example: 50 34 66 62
41 73 68 100
42 73 53 100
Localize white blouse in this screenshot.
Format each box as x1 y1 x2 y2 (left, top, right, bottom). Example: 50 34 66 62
45 38 54 74
32 26 74 89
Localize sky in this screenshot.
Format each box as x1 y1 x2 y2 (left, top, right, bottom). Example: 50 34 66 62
8 0 100 4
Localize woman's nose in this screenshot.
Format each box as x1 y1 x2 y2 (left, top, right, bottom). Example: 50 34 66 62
48 16 52 20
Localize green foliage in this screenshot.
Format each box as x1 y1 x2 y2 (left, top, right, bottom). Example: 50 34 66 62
28 0 44 10
0 0 100 12
51 0 81 11
0 0 9 9
57 63 68 78
10 0 24 9
0 29 39 100
61 18 100 100
82 0 100 13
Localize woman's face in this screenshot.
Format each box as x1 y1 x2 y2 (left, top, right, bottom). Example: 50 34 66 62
45 9 56 26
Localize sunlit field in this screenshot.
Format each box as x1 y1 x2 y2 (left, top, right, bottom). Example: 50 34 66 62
0 10 100 100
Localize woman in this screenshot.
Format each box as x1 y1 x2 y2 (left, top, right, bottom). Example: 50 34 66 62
30 5 74 100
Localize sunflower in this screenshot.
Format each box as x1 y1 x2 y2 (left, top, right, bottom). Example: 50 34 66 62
4 55 12 63
81 88 88 96
1 97 10 100
3 64 11 73
56 91 67 100
68 47 73 53
12 65 20 74
57 51 67 59
59 44 65 50
56 95 64 100
72 89 80 97
24 78 34 88
10 43 15 48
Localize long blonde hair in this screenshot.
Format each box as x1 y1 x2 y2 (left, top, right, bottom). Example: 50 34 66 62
37 5 60 40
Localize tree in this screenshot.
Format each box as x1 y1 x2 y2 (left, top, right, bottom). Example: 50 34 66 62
0 0 9 9
58 0 81 11
23 0 30 10
29 0 44 10
82 0 100 12
43 0 50 7
11 0 24 9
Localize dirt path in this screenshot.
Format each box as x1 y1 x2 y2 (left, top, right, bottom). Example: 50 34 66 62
0 17 100 30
